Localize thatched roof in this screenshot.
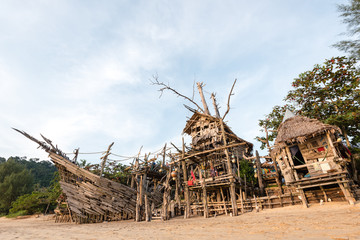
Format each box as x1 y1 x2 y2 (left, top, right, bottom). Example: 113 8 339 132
275 115 340 145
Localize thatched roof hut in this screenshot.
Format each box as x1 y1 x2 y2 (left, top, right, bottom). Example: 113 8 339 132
270 114 357 206
274 115 340 149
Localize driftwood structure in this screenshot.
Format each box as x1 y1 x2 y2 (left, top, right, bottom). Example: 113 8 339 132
155 81 304 219
271 114 360 207
14 129 164 223
170 111 255 217
13 80 360 224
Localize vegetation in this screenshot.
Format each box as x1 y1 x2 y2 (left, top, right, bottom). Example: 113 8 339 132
286 57 360 147
238 159 256 183
333 0 360 59
0 157 58 216
8 172 61 216
79 159 132 185
257 57 360 149
0 159 34 214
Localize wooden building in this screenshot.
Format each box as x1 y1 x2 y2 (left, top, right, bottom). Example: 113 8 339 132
271 114 359 206
170 111 255 217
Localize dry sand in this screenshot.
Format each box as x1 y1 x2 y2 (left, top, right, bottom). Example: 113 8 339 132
1 202 360 240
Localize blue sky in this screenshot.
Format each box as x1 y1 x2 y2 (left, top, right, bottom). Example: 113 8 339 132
0 0 348 163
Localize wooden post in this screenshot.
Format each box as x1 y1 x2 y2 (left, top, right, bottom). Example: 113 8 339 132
255 150 264 196
175 167 181 209
337 179 355 205
198 168 208 218
100 142 114 177
237 155 244 214
299 188 309 208
210 93 221 118
285 147 299 181
135 175 141 222
73 148 79 165
197 82 210 115
320 186 328 202
181 137 190 218
239 189 244 213
244 175 247 199
144 194 151 222
253 195 259 212
162 171 171 220
266 190 272 208
220 187 228 215
220 118 238 216
278 193 283 207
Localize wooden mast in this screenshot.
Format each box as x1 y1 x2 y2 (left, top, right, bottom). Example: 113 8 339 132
211 93 221 118
220 118 238 216
197 82 210 115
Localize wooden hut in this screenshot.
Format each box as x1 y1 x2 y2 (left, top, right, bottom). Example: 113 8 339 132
271 114 358 206
170 111 254 217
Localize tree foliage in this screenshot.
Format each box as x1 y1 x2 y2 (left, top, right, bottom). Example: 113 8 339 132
333 0 360 58
256 57 360 148
78 159 131 186
0 159 34 214
9 172 61 215
285 56 360 146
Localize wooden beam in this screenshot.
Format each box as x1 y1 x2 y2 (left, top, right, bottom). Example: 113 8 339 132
255 150 265 196
171 142 247 164
100 142 114 177
181 137 190 218
210 93 221 118
197 82 210 115
220 118 238 216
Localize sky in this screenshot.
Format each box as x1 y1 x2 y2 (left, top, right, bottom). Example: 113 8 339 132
0 0 349 164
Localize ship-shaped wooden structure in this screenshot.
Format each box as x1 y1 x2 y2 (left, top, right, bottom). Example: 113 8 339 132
14 129 164 223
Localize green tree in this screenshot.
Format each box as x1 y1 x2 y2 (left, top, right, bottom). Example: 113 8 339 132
9 172 61 215
0 159 34 214
285 56 360 147
333 0 360 58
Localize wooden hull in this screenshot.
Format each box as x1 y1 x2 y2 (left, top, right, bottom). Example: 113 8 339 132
50 153 139 223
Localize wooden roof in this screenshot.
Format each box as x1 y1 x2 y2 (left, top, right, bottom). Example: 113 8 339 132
183 111 253 148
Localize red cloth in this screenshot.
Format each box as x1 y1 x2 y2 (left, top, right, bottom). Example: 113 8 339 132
345 146 352 156
187 180 194 186
317 147 325 152
191 170 196 181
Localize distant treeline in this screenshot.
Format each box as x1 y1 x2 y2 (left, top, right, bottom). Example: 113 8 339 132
0 157 60 217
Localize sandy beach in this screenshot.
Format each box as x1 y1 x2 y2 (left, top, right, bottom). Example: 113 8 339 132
1 202 359 240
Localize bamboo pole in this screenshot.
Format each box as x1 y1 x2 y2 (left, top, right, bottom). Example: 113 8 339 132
181 137 190 218
210 93 220 118
220 187 228 215
198 168 208 218
197 82 210 115
255 150 264 196
220 118 238 216
100 142 114 177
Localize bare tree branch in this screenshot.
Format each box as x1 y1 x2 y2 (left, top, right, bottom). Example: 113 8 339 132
222 78 237 120
150 74 204 113
256 137 268 144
